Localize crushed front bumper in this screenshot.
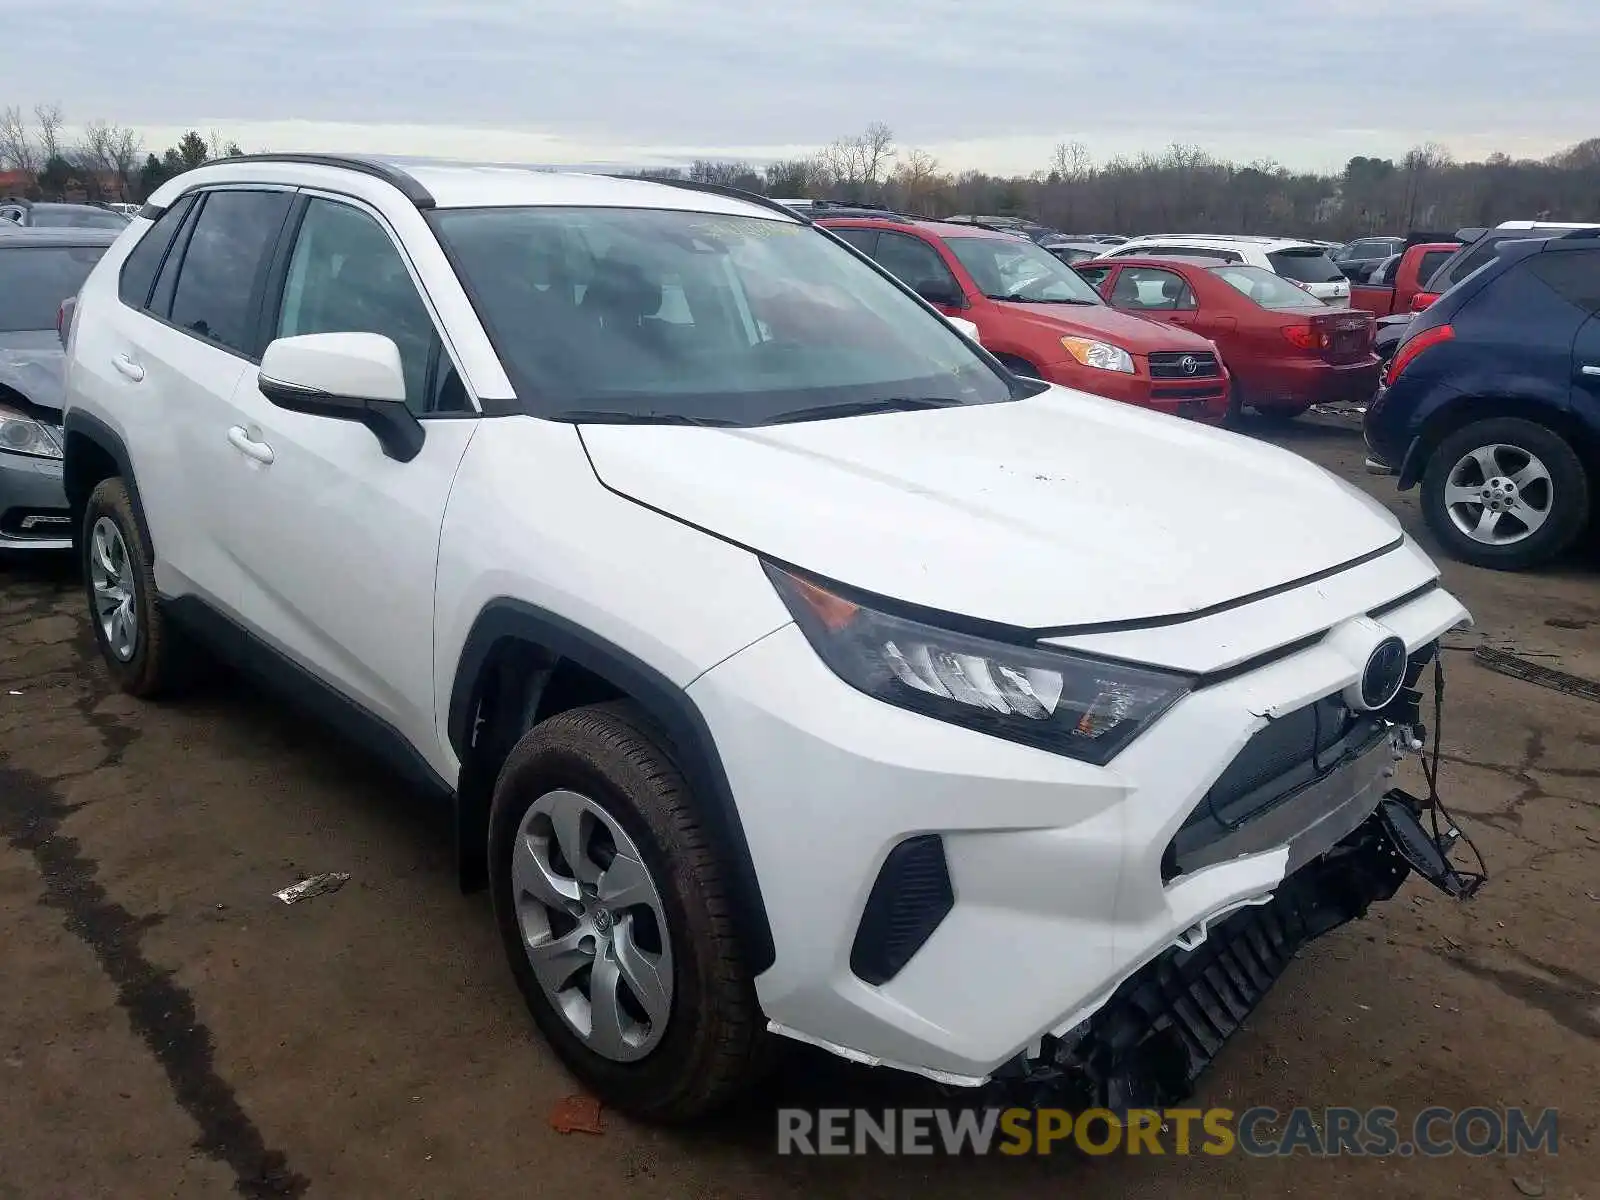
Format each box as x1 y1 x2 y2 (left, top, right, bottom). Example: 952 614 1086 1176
989 791 1449 1109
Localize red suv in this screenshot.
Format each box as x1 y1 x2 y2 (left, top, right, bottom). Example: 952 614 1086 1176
816 216 1231 422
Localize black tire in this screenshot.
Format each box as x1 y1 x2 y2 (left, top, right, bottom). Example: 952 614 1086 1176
488 701 770 1122
80 477 203 698
1249 402 1313 423
1420 417 1589 570
993 353 1042 379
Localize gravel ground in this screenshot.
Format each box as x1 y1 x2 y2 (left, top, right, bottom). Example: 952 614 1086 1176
2 413 1596 1198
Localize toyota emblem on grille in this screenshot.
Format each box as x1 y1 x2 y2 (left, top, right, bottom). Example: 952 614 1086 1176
1179 355 1199 375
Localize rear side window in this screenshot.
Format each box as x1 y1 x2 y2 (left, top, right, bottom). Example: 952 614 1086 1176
1268 249 1343 283
1416 249 1452 288
0 245 108 332
118 195 196 309
829 227 879 255
1437 234 1544 289
1526 250 1600 315
167 190 293 356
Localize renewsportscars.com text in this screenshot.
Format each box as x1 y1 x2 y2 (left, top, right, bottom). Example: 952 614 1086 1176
777 1106 1560 1157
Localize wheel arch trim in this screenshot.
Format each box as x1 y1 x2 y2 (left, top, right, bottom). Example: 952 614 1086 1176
447 597 776 973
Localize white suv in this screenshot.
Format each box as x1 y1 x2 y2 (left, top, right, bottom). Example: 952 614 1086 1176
1107 235 1352 304
60 155 1471 1121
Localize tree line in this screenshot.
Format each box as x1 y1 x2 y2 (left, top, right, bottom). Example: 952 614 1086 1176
0 103 244 203
7 103 1600 237
639 124 1600 239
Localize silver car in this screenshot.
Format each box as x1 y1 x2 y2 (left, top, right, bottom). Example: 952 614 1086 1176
0 228 119 551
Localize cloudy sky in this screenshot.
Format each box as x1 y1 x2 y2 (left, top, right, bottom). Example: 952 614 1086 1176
5 0 1597 174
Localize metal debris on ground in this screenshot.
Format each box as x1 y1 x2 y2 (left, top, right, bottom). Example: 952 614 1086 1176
1512 1176 1546 1197
273 872 351 905
549 1094 604 1135
1473 646 1600 704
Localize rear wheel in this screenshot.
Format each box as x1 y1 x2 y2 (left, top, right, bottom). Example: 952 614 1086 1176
488 701 770 1122
81 477 203 698
1420 417 1589 570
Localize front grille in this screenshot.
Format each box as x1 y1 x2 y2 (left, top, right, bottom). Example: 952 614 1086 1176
1148 350 1220 379
1164 693 1385 881
850 835 955 986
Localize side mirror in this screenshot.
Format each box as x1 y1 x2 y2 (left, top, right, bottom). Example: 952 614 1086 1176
257 333 424 463
944 314 982 344
914 279 965 309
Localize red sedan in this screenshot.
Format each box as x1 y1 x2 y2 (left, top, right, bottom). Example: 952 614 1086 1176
1076 256 1379 420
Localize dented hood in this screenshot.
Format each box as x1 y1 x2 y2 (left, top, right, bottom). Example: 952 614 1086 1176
579 386 1403 631
0 331 67 415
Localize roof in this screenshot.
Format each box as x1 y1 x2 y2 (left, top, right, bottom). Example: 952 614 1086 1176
0 227 122 247
815 214 1018 240
147 154 800 223
1096 253 1232 268
1117 233 1328 252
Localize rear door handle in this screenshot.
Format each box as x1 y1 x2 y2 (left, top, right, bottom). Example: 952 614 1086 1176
227 425 274 465
1582 364 1600 377
112 354 144 382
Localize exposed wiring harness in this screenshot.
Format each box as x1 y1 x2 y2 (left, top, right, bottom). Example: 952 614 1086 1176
1416 652 1489 898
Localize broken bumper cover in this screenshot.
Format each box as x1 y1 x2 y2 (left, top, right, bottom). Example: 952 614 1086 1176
993 793 1432 1109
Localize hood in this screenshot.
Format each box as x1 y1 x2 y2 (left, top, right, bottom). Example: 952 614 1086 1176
991 300 1215 353
0 331 67 415
580 387 1402 632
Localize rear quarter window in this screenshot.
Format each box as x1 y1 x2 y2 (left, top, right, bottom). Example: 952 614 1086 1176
1267 249 1344 283
1525 250 1600 315
118 194 197 309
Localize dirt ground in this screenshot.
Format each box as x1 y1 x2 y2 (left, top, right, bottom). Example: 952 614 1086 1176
2 413 1597 1199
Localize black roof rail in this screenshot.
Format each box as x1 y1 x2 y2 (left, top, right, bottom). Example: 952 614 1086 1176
647 177 811 223
193 152 437 208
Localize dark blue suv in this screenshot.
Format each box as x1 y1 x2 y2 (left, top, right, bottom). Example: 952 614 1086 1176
1364 231 1600 570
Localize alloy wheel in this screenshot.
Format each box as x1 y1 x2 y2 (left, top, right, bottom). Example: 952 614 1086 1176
1443 442 1553 547
89 516 138 662
511 788 674 1062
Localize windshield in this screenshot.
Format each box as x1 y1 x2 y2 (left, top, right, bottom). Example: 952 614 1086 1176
943 236 1104 304
431 206 1018 424
1210 264 1324 310
0 245 106 331
1268 248 1344 284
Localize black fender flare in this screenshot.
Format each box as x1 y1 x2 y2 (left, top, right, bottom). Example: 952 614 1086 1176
61 410 153 551
447 598 776 974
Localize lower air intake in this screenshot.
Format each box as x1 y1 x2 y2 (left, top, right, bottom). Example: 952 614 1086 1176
849 835 955 986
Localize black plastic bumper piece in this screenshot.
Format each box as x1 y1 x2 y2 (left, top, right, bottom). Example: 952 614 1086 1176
850 835 956 986
993 798 1420 1110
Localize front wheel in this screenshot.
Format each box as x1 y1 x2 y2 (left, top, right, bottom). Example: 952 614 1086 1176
1420 417 1589 570
488 701 770 1122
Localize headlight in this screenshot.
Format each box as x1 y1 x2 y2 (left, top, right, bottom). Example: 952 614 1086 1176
766 566 1191 764
1059 337 1134 374
0 405 63 460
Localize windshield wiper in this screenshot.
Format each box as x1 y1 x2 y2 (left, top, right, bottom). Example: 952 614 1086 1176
767 396 967 425
558 409 742 427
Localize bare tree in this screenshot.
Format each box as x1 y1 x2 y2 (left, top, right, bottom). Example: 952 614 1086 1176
34 102 64 162
857 121 896 187
0 105 37 172
1049 140 1093 182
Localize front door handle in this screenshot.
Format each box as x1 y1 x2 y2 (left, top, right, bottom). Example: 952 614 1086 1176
227 425 274 465
112 353 145 382
1582 364 1600 377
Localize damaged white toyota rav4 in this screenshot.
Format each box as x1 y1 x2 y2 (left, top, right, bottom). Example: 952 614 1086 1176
60 155 1481 1122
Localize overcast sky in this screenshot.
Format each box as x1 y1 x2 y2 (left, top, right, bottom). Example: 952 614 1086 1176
5 0 1597 174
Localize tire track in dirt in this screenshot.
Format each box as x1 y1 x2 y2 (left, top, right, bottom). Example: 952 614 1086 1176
0 577 309 1199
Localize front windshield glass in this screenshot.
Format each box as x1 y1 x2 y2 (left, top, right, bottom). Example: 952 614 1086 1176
430 206 1020 424
943 236 1104 304
1210 264 1325 310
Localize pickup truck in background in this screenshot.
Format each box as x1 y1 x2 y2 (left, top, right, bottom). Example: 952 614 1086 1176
1348 240 1459 316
